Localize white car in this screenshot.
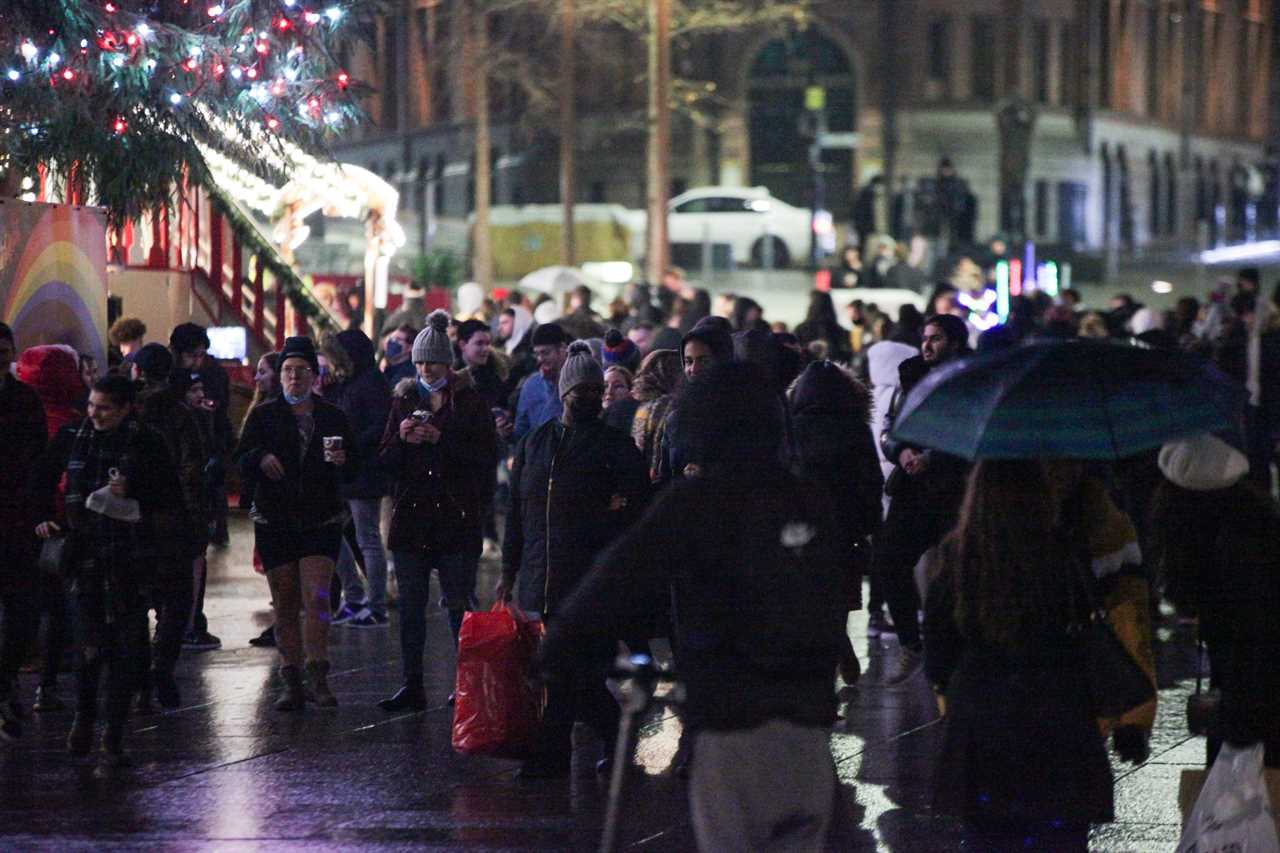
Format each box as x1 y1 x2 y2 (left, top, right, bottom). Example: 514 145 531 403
666 186 819 268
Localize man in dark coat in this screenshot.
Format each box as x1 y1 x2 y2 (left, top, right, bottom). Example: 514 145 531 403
543 361 847 849
65 375 182 765
498 341 648 778
376 311 497 712
875 314 971 684
131 344 208 709
0 323 48 740
328 329 393 626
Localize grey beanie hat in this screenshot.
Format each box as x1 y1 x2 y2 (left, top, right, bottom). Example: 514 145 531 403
412 309 454 364
558 340 604 399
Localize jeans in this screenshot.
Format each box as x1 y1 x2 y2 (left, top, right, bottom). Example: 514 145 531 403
392 550 477 679
76 610 147 731
335 498 389 615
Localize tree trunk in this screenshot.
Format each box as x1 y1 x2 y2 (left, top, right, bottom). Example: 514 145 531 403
645 0 671 285
559 0 576 267
471 1 494 289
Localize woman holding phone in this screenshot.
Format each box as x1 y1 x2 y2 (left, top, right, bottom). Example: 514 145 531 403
235 337 357 711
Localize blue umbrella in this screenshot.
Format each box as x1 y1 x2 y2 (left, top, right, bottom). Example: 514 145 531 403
890 338 1246 460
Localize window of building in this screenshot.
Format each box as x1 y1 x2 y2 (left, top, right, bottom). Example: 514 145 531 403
1148 151 1161 237
434 154 446 216
1057 181 1087 246
590 181 606 204
1032 21 1050 103
1098 1 1112 109
927 17 952 94
1059 20 1074 106
1165 152 1178 235
971 16 996 101
1034 180 1049 237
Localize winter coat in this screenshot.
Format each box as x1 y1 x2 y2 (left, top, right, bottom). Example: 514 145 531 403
378 372 497 557
866 341 917 476
923 538 1115 826
0 375 47 592
457 354 512 412
542 465 847 732
329 329 392 499
234 396 359 534
882 355 969 513
603 396 640 435
502 418 648 615
136 383 209 561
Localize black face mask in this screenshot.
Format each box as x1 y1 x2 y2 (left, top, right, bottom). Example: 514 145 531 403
566 397 602 423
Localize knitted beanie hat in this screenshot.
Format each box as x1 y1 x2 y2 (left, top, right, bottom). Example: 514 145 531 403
1158 432 1249 491
602 328 641 372
132 342 174 380
558 340 604 399
413 309 454 364
279 336 319 373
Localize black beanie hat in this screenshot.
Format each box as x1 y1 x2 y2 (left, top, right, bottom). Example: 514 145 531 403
169 368 203 398
169 322 210 355
530 322 569 348
279 336 320 373
133 342 174 380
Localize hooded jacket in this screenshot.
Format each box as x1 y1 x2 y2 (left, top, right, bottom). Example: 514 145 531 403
379 371 497 556
328 329 392 499
16 344 84 438
0 373 47 590
502 417 648 615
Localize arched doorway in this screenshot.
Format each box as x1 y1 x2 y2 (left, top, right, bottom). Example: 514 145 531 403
747 29 855 217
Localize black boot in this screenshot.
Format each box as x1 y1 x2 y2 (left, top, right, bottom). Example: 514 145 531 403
378 680 426 712
274 665 306 712
154 671 180 709
66 714 95 755
100 725 132 767
248 625 276 648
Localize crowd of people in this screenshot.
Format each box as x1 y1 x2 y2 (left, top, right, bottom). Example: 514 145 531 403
0 260 1278 851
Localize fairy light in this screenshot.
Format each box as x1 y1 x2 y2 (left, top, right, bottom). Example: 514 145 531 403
20 42 38 62
207 4 225 16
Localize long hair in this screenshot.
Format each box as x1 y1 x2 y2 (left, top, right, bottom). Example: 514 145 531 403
946 459 1078 648
804 289 839 327
241 352 280 436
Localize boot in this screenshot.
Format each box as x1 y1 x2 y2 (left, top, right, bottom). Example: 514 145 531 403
66 714 95 755
154 671 180 709
378 679 426 712
274 665 306 712
304 660 337 707
100 724 132 767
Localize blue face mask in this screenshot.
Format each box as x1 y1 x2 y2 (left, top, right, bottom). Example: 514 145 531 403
385 339 403 359
418 375 448 395
283 388 311 405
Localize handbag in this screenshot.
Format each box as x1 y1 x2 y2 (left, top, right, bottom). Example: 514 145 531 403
1073 564 1156 719
37 535 73 579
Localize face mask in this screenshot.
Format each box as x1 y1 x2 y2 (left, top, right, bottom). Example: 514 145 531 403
385 339 403 359
283 388 311 406
566 397 602 422
418 375 448 394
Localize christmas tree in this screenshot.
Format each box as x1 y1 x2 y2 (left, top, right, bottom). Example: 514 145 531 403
0 0 375 227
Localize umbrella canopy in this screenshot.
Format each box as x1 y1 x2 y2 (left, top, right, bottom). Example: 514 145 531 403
890 338 1245 460
517 265 602 295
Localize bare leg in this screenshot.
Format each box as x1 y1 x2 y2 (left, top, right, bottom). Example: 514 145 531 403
299 557 334 664
267 564 302 668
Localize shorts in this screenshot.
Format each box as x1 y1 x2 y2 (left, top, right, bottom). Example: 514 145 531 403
255 523 343 573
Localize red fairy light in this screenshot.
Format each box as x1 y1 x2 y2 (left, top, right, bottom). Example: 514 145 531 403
276 17 291 30
266 116 280 130
113 117 127 134
307 96 320 110
246 66 258 79
255 41 269 55
105 2 117 11
336 71 348 89
184 57 199 71
125 32 139 46
304 11 321 24
271 79 286 96
61 68 75 81
213 63 225 76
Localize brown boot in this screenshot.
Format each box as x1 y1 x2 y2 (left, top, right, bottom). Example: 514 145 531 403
304 660 337 707
274 665 306 712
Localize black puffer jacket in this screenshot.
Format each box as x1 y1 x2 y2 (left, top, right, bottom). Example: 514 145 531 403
542 465 847 732
234 397 358 533
502 418 648 615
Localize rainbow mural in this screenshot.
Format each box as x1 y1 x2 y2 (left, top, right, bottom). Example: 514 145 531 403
0 200 108 367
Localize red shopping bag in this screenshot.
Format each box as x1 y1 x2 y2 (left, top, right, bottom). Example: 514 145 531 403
452 603 546 759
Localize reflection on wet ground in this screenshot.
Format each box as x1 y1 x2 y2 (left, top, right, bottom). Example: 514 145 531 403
3 516 1200 850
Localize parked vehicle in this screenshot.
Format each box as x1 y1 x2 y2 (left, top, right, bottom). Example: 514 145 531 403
666 186 820 269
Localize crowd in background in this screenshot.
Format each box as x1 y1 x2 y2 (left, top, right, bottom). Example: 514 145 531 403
0 258 1278 851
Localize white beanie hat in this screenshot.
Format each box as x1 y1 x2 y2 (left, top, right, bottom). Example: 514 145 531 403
1157 433 1249 491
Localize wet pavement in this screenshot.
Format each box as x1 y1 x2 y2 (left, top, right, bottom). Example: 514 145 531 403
4 514 1203 851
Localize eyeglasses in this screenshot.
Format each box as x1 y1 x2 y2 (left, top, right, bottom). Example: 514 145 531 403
281 366 313 377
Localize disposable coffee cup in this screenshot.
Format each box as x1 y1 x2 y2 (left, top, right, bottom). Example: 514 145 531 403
323 436 343 462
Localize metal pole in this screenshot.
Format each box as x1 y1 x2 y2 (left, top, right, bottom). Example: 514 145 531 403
645 0 671 284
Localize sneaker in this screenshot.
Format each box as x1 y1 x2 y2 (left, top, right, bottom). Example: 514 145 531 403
867 611 896 638
883 645 924 686
331 603 363 625
182 630 222 651
33 685 65 712
345 609 389 628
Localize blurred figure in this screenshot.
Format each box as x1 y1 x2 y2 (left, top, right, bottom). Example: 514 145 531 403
107 317 146 360
630 349 683 482
602 365 638 434
795 291 853 364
